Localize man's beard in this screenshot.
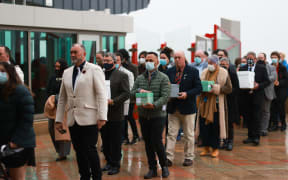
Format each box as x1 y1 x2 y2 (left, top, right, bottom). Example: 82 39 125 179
72 58 82 65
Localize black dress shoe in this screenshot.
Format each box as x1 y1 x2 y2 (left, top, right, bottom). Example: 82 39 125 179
102 164 111 171
166 159 172 167
122 139 130 145
130 137 140 145
252 138 260 146
144 169 157 179
261 132 268 136
108 167 120 175
56 156 67 161
243 138 254 144
269 126 278 132
162 166 169 178
226 142 233 151
281 126 286 132
182 159 193 166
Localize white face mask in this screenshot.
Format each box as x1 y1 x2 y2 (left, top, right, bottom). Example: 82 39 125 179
208 64 215 72
139 58 146 64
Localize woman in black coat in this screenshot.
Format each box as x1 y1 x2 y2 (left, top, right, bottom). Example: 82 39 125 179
270 52 288 131
0 62 35 180
46 59 71 161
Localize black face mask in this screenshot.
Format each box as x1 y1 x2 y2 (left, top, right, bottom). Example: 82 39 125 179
103 63 114 71
247 59 254 65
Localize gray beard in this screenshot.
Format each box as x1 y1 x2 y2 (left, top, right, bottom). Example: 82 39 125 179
72 58 82 65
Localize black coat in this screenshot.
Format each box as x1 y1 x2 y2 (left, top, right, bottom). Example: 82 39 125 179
227 65 240 124
106 69 130 121
275 63 288 100
239 60 270 92
166 65 202 114
47 74 62 96
0 85 35 148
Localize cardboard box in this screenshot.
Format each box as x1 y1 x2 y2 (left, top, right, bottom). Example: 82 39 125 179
201 81 215 92
136 93 154 106
237 71 255 89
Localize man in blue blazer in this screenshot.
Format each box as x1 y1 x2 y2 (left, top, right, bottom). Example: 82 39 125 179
166 51 202 167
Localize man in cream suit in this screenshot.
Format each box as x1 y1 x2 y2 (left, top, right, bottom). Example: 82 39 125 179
55 43 107 180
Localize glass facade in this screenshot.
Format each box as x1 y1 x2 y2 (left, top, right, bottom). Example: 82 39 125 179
0 29 125 116
0 30 29 84
30 32 76 114
102 35 118 53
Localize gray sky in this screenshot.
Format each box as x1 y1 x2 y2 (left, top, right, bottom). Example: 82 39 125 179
126 0 288 61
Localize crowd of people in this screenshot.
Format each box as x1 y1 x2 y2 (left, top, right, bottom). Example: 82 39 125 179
0 43 288 180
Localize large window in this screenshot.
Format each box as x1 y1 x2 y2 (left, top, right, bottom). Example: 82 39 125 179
0 30 29 84
102 35 118 53
30 32 76 114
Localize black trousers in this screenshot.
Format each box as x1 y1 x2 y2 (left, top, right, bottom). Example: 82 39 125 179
101 121 122 168
200 111 220 149
242 91 264 139
69 123 102 180
227 114 234 141
139 117 167 169
123 103 139 140
270 94 287 128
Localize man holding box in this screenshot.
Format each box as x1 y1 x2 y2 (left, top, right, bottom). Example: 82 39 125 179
240 52 270 145
166 51 202 166
131 52 171 179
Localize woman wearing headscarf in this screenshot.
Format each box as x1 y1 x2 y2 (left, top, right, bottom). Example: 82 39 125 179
196 55 232 158
46 58 71 161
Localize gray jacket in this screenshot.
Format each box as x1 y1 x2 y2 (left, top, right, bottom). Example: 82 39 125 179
264 63 277 100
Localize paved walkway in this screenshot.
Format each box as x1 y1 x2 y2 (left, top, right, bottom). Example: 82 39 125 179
24 128 288 180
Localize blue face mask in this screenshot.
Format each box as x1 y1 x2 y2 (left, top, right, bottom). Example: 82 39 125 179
103 63 114 71
240 63 246 67
279 59 283 63
145 62 155 71
170 57 175 63
194 57 202 64
271 59 278 64
115 64 119 69
160 59 167 66
0 72 8 84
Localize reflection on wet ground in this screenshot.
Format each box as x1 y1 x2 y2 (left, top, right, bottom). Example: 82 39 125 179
26 128 288 180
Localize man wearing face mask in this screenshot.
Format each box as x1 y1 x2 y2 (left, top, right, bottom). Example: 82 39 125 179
138 51 147 75
131 52 171 179
219 57 240 151
101 53 130 175
269 51 288 132
257 53 277 135
239 51 270 146
55 43 107 180
114 52 140 145
0 46 24 83
191 50 208 76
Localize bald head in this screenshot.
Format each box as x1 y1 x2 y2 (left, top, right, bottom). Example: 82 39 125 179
174 51 186 70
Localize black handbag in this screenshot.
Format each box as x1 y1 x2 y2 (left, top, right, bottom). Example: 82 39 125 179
0 144 24 160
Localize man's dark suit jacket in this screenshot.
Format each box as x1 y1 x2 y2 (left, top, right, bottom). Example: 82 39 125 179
108 70 130 121
166 65 202 115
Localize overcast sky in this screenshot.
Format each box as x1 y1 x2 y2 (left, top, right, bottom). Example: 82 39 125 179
125 0 288 61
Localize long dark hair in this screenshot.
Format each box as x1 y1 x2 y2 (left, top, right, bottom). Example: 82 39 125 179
56 58 68 78
0 62 22 100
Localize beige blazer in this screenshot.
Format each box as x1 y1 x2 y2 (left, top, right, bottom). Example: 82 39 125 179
55 62 108 127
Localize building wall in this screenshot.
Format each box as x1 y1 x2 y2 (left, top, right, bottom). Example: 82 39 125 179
0 0 150 14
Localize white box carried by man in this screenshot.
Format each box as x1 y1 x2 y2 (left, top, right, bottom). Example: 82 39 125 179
237 71 255 89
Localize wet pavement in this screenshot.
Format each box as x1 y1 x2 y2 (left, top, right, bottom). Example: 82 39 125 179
25 127 288 180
